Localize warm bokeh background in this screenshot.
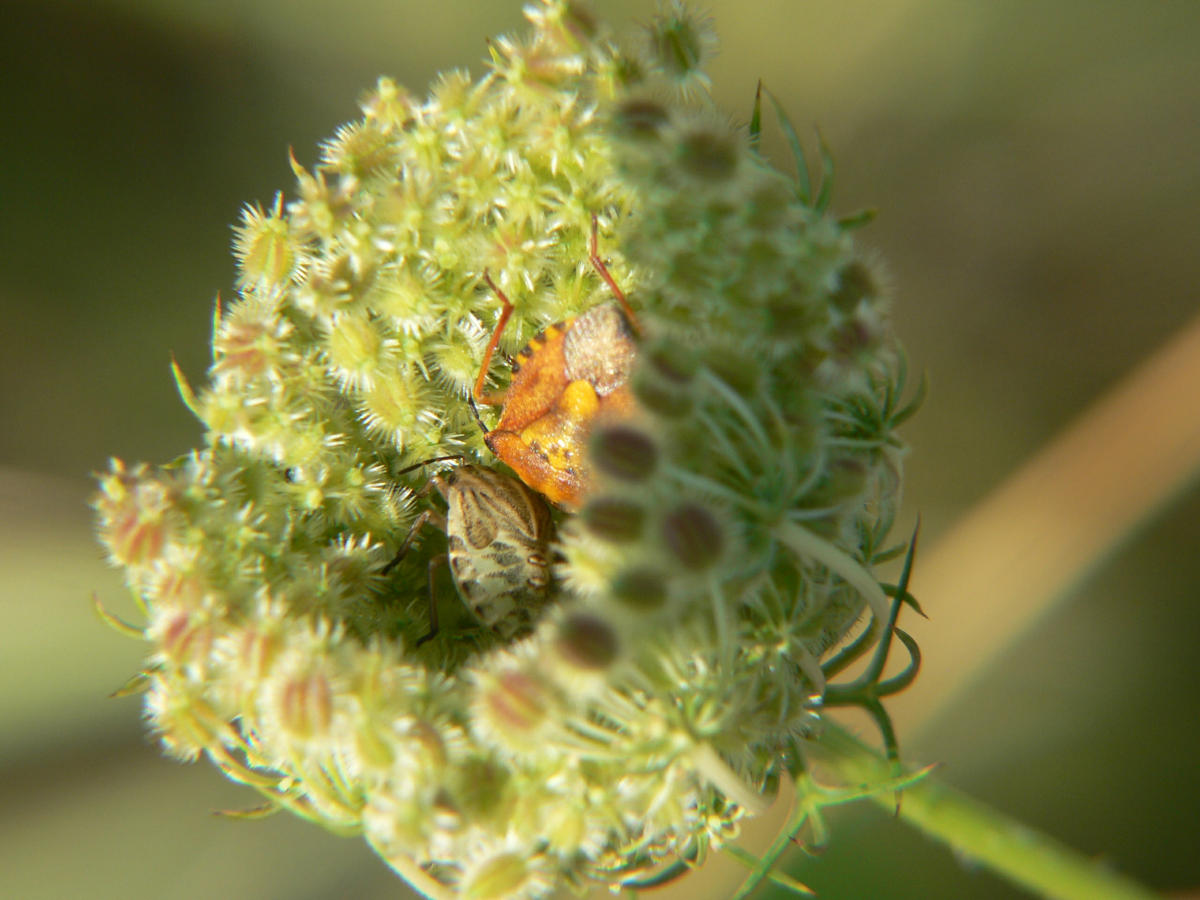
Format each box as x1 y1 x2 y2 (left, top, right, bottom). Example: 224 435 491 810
3 1 1198 897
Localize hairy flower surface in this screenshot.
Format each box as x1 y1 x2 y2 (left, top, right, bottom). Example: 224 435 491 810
94 3 916 898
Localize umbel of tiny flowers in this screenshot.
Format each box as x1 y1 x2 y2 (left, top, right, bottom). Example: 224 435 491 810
93 3 917 899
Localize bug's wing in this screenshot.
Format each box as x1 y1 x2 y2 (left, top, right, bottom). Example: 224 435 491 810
449 483 501 550
562 304 637 397
456 466 552 543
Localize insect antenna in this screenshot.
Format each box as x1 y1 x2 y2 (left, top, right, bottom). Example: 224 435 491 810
395 454 464 477
468 394 491 438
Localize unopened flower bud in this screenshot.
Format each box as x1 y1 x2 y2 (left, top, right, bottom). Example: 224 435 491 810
662 502 724 571
555 613 620 670
591 425 658 482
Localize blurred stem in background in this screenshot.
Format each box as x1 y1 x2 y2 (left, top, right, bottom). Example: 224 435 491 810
811 309 1200 898
894 309 1200 740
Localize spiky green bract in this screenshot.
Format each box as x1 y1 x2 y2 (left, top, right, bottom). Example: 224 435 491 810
93 3 913 898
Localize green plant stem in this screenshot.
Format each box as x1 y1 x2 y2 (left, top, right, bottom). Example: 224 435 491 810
810 723 1159 900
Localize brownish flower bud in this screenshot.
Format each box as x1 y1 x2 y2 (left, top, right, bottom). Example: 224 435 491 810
591 425 658 482
662 502 724 570
555 613 620 670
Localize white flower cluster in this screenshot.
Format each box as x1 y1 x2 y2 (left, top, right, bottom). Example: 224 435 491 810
95 3 912 897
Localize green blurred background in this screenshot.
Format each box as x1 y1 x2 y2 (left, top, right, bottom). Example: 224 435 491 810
3 1 1198 897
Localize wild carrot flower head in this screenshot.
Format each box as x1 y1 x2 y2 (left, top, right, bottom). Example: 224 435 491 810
95 3 915 897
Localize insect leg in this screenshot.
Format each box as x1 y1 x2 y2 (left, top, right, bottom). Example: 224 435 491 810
415 552 447 647
381 507 447 574
589 214 639 334
474 271 516 406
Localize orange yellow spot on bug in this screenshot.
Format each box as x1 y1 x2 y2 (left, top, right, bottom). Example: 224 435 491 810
475 225 640 509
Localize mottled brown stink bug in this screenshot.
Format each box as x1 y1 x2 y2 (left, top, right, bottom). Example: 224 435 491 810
385 460 554 645
472 218 639 510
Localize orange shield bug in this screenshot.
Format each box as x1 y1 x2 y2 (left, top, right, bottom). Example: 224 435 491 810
473 218 639 510
385 460 554 645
